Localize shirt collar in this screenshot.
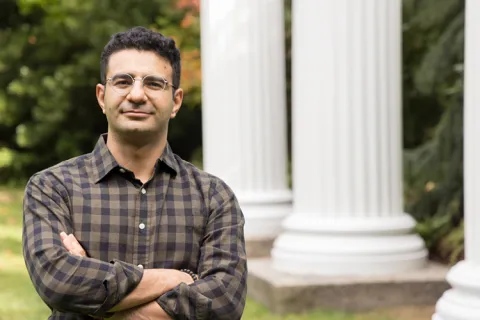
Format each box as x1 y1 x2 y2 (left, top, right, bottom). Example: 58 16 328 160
91 133 179 183
158 142 180 176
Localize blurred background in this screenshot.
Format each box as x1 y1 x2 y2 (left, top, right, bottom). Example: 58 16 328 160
0 0 464 319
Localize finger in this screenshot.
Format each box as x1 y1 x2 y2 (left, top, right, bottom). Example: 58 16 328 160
62 234 80 253
67 234 86 256
67 234 79 247
62 234 75 252
69 250 84 257
60 232 68 241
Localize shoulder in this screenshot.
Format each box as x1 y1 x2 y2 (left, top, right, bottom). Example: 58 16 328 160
26 153 92 193
173 155 244 224
172 154 237 202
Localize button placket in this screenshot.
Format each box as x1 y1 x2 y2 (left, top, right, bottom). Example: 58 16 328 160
137 185 148 268
139 188 147 234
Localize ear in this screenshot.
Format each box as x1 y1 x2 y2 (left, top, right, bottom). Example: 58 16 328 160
96 84 106 114
170 88 183 119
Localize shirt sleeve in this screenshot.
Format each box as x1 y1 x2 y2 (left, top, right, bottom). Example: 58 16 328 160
157 177 248 320
22 172 144 318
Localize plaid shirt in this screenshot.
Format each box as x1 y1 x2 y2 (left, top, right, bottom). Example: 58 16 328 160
22 134 247 320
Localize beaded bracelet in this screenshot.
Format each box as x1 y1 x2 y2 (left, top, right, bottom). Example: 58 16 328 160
180 268 199 281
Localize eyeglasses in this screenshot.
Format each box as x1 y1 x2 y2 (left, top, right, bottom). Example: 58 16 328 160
106 73 177 96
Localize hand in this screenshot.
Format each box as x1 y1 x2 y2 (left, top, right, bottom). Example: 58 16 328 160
60 232 87 257
111 308 141 320
111 301 172 320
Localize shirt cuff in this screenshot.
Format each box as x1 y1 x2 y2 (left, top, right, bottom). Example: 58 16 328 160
157 282 212 320
90 259 144 317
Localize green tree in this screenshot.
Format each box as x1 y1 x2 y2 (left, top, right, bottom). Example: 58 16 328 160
0 0 202 183
402 0 465 264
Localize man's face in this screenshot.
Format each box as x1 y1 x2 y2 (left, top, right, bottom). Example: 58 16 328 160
96 49 182 138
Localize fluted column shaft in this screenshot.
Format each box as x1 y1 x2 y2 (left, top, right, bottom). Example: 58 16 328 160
200 0 291 244
271 0 427 275
433 1 480 319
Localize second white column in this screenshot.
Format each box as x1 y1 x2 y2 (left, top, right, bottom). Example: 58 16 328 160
272 0 427 275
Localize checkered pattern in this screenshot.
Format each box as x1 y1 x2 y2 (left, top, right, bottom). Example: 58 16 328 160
22 134 247 319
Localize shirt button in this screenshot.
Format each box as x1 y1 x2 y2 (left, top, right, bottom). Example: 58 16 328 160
119 168 126 173
141 188 146 194
139 223 146 230
138 264 144 269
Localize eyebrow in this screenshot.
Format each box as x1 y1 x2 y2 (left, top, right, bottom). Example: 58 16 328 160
116 72 168 78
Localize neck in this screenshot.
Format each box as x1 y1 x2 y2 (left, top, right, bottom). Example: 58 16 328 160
106 131 167 183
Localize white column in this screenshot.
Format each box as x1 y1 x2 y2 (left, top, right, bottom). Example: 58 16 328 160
433 1 480 319
271 0 427 275
200 0 291 245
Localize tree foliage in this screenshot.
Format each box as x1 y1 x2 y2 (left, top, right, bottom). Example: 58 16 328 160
402 0 465 264
0 0 202 183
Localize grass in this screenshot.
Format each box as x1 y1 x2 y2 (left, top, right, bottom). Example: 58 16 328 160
242 299 362 320
0 188 432 319
0 188 51 319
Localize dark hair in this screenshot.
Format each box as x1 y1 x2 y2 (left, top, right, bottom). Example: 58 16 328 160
100 26 181 89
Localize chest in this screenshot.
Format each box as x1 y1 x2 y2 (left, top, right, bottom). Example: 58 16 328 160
69 178 207 269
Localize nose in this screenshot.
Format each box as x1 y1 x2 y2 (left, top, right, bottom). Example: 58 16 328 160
127 80 147 103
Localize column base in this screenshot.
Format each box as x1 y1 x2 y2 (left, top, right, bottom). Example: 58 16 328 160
433 260 480 320
271 213 428 275
239 191 292 258
248 258 449 315
238 190 292 239
246 238 275 258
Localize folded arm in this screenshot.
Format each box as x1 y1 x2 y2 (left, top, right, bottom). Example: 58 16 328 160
61 232 191 320
22 173 190 318
157 177 248 320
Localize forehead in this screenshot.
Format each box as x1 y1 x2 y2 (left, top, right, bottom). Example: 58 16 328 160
107 49 173 78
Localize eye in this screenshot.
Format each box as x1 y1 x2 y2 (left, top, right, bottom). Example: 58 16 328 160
144 77 166 90
111 75 133 88
114 80 131 87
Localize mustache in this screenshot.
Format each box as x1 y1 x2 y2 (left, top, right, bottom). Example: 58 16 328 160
120 104 154 114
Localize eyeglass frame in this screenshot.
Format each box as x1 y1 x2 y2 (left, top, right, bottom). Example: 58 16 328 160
105 73 177 96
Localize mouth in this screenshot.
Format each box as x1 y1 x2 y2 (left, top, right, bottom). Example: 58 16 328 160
122 110 152 118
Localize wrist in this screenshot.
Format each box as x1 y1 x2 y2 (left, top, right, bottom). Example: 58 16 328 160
160 269 189 291
180 269 198 281
150 269 172 294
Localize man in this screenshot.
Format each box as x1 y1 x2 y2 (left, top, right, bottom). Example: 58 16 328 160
22 26 247 320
